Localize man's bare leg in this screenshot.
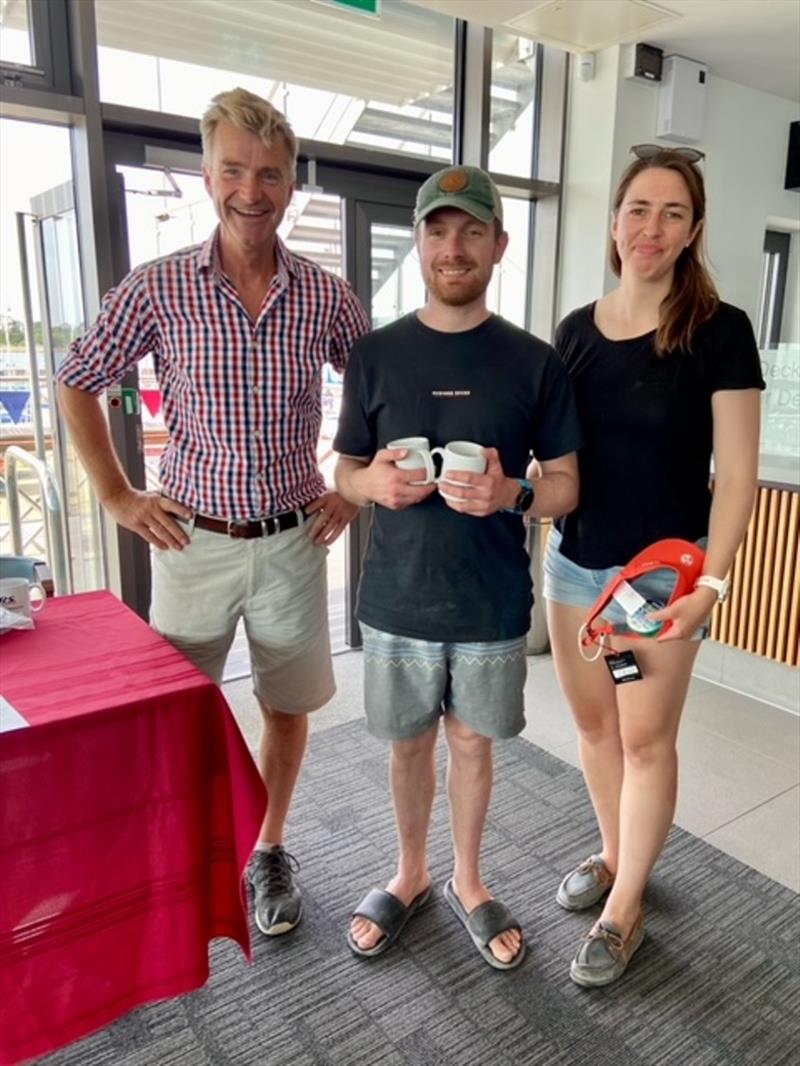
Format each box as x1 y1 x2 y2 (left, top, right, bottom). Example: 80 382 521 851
444 714 522 964
350 722 438 950
256 701 309 844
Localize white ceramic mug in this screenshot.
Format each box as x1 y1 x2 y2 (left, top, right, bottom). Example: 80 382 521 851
430 441 487 500
387 436 436 485
0 576 45 622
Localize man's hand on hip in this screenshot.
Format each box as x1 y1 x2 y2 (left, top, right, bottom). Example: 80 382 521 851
103 487 192 550
306 490 359 545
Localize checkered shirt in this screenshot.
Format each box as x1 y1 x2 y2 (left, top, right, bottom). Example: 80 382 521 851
58 231 370 519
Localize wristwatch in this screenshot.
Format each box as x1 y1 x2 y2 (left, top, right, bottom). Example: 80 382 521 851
503 478 535 515
694 574 730 603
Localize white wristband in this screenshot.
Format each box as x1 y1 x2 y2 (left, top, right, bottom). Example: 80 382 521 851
694 575 730 603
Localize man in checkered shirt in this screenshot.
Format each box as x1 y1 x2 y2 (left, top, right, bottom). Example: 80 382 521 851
58 87 370 940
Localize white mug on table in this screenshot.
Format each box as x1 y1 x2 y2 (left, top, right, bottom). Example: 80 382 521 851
0 576 46 628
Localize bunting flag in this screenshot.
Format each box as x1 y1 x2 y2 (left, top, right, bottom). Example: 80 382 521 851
0 391 32 424
140 389 163 418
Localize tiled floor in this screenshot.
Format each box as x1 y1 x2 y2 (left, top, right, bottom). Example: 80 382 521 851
223 646 800 894
519 654 800 892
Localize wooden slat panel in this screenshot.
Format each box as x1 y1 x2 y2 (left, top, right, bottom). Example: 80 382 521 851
766 490 789 660
729 523 747 647
774 491 799 663
746 489 770 651
755 490 779 656
786 518 800 668
713 484 799 668
737 495 758 647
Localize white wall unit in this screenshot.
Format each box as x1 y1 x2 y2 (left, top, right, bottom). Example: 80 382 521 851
656 55 708 143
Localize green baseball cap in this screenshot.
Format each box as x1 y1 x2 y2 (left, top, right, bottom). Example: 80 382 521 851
414 165 504 227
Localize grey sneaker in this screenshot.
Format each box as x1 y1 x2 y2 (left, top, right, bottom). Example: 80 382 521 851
556 855 614 911
570 915 644 987
248 846 302 936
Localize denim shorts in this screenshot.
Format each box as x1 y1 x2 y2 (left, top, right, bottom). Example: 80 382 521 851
360 623 527 741
543 528 710 640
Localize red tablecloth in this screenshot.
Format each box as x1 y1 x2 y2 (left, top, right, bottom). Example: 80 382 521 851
0 591 266 1064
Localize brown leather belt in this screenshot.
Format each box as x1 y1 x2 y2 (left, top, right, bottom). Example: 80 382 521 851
194 509 306 539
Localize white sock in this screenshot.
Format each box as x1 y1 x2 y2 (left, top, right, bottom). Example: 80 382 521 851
256 841 281 853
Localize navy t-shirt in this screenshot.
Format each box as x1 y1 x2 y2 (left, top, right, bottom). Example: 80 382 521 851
334 312 582 642
554 301 766 569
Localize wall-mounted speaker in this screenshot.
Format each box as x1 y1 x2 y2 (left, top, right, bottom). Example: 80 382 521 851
623 43 663 84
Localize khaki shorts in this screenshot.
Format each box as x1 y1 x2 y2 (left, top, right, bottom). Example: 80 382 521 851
360 623 527 741
150 515 334 714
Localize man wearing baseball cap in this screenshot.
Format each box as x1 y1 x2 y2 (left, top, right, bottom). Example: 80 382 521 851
334 165 581 968
414 164 505 226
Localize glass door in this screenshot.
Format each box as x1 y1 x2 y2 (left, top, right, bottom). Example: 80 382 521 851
31 186 107 595
0 118 105 595
339 199 419 647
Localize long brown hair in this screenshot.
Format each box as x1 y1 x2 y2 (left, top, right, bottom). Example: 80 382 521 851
609 152 719 354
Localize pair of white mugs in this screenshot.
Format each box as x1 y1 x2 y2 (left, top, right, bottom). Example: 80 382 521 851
0 577 46 623
388 436 487 499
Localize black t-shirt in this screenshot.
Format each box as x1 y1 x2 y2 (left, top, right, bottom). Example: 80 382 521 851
554 301 765 569
334 312 582 642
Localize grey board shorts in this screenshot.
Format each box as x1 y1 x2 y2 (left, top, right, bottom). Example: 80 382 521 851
360 622 527 741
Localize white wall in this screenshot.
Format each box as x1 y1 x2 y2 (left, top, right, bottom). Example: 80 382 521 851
703 77 800 322
557 53 800 330
557 46 619 320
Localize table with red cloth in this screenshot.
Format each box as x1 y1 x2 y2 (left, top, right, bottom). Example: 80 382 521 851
0 591 266 1064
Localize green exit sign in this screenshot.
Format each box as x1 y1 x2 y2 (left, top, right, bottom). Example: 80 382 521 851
315 0 381 16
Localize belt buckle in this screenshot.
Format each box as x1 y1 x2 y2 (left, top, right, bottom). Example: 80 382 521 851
227 519 248 538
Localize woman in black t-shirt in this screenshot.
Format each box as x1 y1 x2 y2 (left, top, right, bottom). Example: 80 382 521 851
542 147 764 987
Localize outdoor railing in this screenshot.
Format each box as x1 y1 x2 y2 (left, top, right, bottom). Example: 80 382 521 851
4 446 69 595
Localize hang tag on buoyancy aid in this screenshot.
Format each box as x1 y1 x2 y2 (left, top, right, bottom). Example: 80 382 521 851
604 649 643 684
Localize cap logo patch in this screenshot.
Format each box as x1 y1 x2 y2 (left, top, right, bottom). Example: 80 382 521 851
438 170 470 194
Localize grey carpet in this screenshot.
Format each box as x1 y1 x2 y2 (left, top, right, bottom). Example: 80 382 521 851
42 721 799 1066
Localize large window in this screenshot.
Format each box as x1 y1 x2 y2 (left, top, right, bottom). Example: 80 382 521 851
757 228 800 482
0 119 72 479
0 0 32 66
0 0 69 92
487 197 532 328
489 31 538 178
0 118 104 594
0 0 567 619
95 0 455 162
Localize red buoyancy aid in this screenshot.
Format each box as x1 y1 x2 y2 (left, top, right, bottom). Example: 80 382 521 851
582 538 706 648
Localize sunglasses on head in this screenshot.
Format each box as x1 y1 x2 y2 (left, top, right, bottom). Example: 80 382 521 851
630 143 705 163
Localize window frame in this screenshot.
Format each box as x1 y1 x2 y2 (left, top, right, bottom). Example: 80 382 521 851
0 0 71 94
0 0 568 618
